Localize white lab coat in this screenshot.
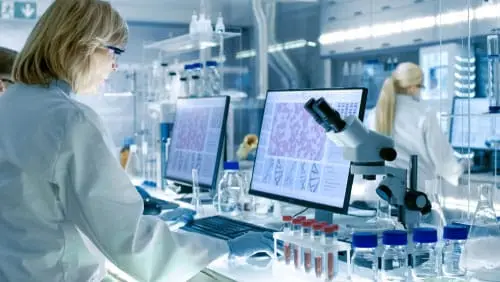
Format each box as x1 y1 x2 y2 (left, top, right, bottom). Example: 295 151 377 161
353 95 463 202
0 81 227 282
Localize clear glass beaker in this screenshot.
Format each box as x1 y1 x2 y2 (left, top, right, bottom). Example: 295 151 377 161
462 184 500 280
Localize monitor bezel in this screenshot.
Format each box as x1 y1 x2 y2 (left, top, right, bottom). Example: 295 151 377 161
165 96 230 191
449 96 491 151
248 88 368 214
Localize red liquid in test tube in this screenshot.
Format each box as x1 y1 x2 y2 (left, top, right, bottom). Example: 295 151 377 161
323 224 339 281
312 222 327 278
301 219 315 273
281 215 293 265
291 217 306 269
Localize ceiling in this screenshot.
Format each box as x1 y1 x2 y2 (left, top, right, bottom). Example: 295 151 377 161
34 0 318 27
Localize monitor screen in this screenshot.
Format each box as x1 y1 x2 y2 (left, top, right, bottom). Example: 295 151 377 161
450 98 499 150
249 88 367 214
166 96 230 189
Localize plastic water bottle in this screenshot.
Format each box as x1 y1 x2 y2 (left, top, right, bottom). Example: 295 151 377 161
351 232 378 281
189 63 203 97
205 61 221 96
412 227 439 279
381 230 408 281
442 225 468 278
213 161 244 216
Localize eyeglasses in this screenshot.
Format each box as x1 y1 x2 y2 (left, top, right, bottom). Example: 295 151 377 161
104 45 125 61
0 78 13 87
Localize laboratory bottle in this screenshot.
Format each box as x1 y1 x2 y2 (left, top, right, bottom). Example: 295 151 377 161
301 219 315 273
125 144 142 180
442 225 468 278
189 63 203 97
411 227 439 280
159 123 170 191
323 224 340 281
380 230 408 282
189 10 198 35
205 61 221 96
487 34 500 113
215 12 225 33
350 232 378 281
281 215 293 265
238 171 253 215
179 65 191 98
212 161 243 216
164 70 177 102
291 217 306 269
463 184 500 279
312 222 327 278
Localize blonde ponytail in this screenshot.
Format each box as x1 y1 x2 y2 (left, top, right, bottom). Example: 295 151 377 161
375 76 397 136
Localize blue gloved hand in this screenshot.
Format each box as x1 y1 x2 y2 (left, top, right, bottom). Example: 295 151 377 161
160 208 196 225
227 231 274 258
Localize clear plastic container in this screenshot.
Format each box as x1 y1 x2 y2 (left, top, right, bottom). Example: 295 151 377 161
380 230 408 282
312 222 326 278
212 161 243 216
190 63 203 97
282 215 293 265
412 227 438 279
292 217 306 269
205 61 221 96
351 232 378 281
442 225 468 278
302 219 315 273
324 224 340 281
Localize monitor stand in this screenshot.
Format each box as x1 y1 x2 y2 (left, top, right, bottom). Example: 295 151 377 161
315 209 333 224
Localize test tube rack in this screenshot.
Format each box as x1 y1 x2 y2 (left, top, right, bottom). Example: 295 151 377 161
272 232 352 281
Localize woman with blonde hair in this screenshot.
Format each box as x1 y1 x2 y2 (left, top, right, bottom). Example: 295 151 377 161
0 0 272 281
372 62 464 192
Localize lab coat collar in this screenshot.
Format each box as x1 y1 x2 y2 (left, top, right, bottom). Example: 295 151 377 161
50 80 73 95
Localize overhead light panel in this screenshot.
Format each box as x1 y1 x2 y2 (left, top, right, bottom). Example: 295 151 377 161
319 3 500 46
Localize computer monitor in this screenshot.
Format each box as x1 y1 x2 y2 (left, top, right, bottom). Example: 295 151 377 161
166 96 230 190
450 97 499 150
249 88 368 214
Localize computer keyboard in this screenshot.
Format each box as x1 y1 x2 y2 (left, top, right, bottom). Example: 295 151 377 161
181 215 277 241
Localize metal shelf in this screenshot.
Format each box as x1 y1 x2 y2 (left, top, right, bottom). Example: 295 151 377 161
143 32 241 55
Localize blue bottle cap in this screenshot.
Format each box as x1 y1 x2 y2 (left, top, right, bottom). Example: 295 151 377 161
224 161 239 170
206 61 218 67
160 123 170 138
413 227 438 244
192 63 203 69
382 230 408 246
443 225 468 240
352 232 378 248
123 137 134 147
184 64 191 70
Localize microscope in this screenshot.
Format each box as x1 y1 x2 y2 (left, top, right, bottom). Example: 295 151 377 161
304 98 432 231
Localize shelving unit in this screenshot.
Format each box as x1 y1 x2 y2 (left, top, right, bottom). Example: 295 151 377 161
144 31 241 55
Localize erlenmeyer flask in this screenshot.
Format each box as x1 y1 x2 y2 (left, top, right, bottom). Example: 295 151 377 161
462 184 500 280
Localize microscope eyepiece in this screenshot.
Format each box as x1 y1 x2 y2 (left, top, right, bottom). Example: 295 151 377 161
312 98 346 133
304 98 324 124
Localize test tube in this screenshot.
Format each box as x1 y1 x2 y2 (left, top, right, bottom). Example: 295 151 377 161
292 217 306 269
323 224 340 281
301 219 315 273
312 222 326 278
282 215 293 265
